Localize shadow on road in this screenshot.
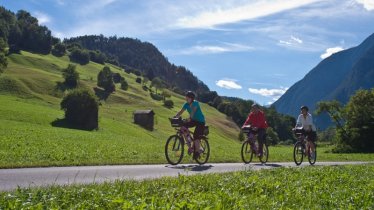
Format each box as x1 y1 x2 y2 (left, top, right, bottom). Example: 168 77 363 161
251 163 283 168
165 164 214 172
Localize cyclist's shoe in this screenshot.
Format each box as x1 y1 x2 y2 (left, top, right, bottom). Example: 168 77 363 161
188 147 194 155
310 152 315 160
257 152 263 157
193 152 200 160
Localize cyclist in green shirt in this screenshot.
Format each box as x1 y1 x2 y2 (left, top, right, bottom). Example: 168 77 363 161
174 91 206 159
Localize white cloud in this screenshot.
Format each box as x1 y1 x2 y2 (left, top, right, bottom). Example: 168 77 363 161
320 46 344 59
356 0 374 11
248 87 288 100
216 79 242 89
291 36 303 44
175 0 322 29
179 42 254 55
34 12 51 25
278 35 303 47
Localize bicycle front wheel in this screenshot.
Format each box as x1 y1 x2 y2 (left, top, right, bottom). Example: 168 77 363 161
241 141 254 164
259 144 269 164
195 138 210 165
308 142 317 165
293 141 304 166
165 135 184 165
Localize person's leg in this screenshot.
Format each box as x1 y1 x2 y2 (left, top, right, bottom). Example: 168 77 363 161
257 128 266 156
192 122 205 158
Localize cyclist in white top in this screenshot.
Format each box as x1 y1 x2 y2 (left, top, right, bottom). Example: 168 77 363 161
295 106 317 152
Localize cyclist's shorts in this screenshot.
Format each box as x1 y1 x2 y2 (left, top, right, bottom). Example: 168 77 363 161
183 120 205 139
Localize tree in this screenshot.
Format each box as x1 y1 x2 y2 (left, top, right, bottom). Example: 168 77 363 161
120 78 128 91
89 50 106 64
0 38 8 74
97 66 115 92
60 89 99 130
316 89 374 152
161 90 171 101
151 77 164 94
62 64 79 88
343 89 374 152
266 127 280 145
69 48 90 65
52 43 66 57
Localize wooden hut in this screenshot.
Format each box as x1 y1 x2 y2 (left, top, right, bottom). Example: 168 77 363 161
133 110 155 130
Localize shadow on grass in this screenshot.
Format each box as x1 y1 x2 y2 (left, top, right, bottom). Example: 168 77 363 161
51 118 96 131
93 87 111 101
165 164 214 172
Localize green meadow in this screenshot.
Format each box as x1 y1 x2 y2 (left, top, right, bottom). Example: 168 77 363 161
1 164 373 209
0 51 373 168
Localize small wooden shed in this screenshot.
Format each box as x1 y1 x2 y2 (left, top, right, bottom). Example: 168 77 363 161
133 110 155 130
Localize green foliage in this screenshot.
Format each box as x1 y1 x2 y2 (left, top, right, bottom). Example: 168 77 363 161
163 99 174 108
97 66 115 93
112 72 122 83
266 127 280 145
60 89 99 130
89 50 106 64
151 77 164 94
15 10 52 54
317 89 374 153
51 43 66 57
1 165 373 209
69 47 90 65
0 38 7 74
135 77 142 84
343 89 374 152
62 64 79 88
120 78 128 91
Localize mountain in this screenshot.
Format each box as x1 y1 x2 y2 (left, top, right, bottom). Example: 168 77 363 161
273 33 374 129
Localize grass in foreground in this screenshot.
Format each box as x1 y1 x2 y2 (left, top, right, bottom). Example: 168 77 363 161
1 164 373 209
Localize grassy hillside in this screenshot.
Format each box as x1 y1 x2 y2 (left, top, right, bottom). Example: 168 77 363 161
0 51 242 168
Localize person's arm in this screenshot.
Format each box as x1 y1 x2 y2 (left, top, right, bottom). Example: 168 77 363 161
175 108 185 118
295 115 302 128
242 113 252 128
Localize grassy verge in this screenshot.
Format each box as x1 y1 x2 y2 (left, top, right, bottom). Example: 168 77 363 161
1 164 373 209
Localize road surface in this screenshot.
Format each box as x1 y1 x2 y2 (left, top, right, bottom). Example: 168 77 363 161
0 161 371 192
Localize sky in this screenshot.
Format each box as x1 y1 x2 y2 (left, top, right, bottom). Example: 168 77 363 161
1 0 374 105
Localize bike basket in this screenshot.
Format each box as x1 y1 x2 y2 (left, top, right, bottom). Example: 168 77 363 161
203 126 209 136
242 127 251 134
170 117 183 127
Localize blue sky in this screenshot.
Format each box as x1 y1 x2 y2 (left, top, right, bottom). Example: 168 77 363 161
2 0 374 105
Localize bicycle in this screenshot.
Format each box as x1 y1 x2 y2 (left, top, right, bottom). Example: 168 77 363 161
293 128 317 165
241 126 268 164
165 117 210 165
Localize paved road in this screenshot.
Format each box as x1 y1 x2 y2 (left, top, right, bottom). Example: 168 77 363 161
0 161 371 192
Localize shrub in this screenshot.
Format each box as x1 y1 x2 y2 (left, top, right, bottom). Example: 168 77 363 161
97 66 115 93
121 79 128 91
112 73 122 83
60 89 99 130
51 43 66 57
164 99 174 108
69 48 90 65
62 64 79 88
136 77 142 84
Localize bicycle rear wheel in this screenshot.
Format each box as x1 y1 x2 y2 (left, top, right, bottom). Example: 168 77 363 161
195 137 210 165
308 142 317 165
165 135 184 165
241 141 254 164
293 141 304 165
259 144 269 164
